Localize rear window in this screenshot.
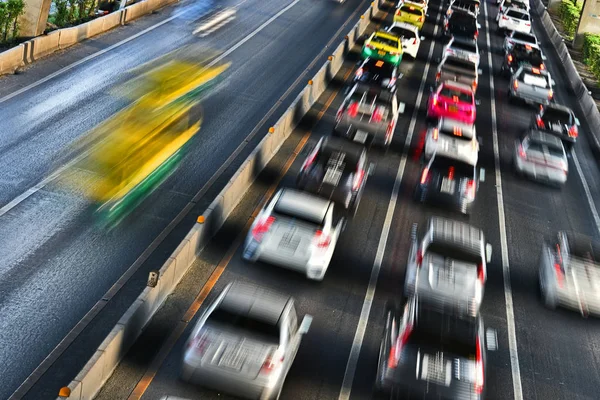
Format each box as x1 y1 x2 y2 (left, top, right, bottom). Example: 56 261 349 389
543 108 572 123
273 197 325 225
522 73 548 88
439 86 473 103
373 35 400 47
400 5 423 15
440 124 474 140
426 240 482 264
208 307 280 341
451 40 477 52
512 32 536 43
430 156 475 178
507 9 529 20
412 305 478 351
443 57 476 72
389 27 416 39
527 140 563 156
450 12 477 25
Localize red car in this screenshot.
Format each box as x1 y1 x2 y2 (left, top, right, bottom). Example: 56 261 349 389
427 81 476 125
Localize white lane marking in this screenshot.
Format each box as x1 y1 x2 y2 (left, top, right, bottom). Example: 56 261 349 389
483 1 524 400
0 0 257 104
571 151 600 232
198 15 237 37
337 1 444 398
193 7 237 35
0 0 302 216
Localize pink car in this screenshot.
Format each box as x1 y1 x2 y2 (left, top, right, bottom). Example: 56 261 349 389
427 81 476 125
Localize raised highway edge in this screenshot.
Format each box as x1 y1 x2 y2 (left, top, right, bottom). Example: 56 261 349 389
54 2 381 399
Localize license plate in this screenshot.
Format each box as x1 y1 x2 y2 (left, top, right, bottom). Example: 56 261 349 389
219 347 247 370
420 353 452 387
449 105 458 112
354 130 369 144
552 124 562 133
279 231 300 251
441 178 456 194
443 140 458 152
378 50 386 56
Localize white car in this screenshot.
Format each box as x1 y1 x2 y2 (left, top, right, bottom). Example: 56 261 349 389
514 130 568 186
243 188 345 280
498 0 529 13
424 117 479 166
385 22 423 58
398 0 428 14
443 35 479 66
497 7 531 34
503 30 539 52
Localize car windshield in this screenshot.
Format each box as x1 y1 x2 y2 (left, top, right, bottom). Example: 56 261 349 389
207 307 280 342
400 6 423 15
451 40 477 53
507 9 529 19
521 72 548 88
439 86 473 103
389 27 416 39
543 108 572 123
512 32 536 43
513 45 542 61
373 35 399 47
430 156 474 177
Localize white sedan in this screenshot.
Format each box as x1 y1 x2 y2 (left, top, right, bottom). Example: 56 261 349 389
497 7 531 34
424 117 479 166
385 21 423 58
243 188 345 281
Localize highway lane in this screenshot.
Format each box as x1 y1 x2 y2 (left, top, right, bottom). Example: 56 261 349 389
0 0 379 399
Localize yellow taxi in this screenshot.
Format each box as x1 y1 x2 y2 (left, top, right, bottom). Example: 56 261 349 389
394 4 426 30
361 31 403 66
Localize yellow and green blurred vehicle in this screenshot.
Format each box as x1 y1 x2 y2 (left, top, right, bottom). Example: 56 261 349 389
63 50 230 226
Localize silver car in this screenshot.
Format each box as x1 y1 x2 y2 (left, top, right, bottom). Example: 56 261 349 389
182 281 312 399
443 36 480 67
243 188 345 280
514 130 568 186
404 217 492 316
539 232 600 317
508 65 554 106
424 117 479 166
503 30 538 52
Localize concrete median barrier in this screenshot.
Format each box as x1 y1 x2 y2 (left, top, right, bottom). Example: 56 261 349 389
30 30 60 60
56 6 385 399
0 44 24 75
58 24 90 49
125 1 150 24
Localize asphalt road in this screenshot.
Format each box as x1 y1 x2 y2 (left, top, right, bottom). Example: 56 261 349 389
92 0 600 399
0 0 379 398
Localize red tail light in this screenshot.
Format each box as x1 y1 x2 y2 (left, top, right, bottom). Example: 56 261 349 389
466 179 476 199
432 128 439 141
372 106 384 123
554 263 564 287
261 352 284 374
413 38 417 44
477 263 485 282
536 115 545 129
436 72 441 81
420 168 429 184
519 145 526 158
352 169 365 191
387 323 413 369
568 125 578 138
548 89 553 100
540 63 545 70
348 102 359 118
418 17 423 22
475 336 484 394
513 80 519 90
252 216 275 242
508 54 513 63
314 230 331 248
366 44 376 50
475 31 479 38
301 147 318 171
386 120 395 140
525 22 531 26
448 166 455 181
355 67 364 77
416 248 423 266
502 15 508 20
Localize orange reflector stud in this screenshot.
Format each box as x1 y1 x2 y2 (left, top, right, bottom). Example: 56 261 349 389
268 127 275 133
328 56 333 61
361 15 365 19
197 216 205 224
308 80 313 85
58 387 71 397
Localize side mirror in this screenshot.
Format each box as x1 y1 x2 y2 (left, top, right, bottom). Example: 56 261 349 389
299 315 313 335
384 26 389 30
429 85 434 93
479 167 486 182
399 102 406 114
486 328 498 351
486 243 493 263
575 118 581 126
475 99 481 105
550 79 556 86
421 36 426 40
478 69 483 75
477 23 482 29
542 55 547 61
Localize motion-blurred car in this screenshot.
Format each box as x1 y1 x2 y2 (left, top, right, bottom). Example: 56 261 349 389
398 0 428 13
508 65 554 106
514 130 569 186
243 188 345 281
503 30 539 52
334 83 399 148
352 58 398 93
447 0 480 17
443 36 480 66
404 217 492 313
416 152 481 214
296 136 369 214
533 103 580 149
394 4 426 30
502 43 545 76
444 10 480 40
427 81 476 125
361 31 403 66
498 0 529 13
376 296 489 399
539 231 600 317
182 281 313 400
497 7 532 34
424 118 479 166
436 55 479 92
385 21 423 59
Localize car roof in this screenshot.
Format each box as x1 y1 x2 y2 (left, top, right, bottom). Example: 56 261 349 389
440 80 473 93
439 118 476 138
221 281 292 326
427 217 484 254
320 136 365 164
526 130 565 147
274 188 331 224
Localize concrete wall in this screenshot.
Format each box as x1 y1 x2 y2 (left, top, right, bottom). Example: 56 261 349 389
574 0 600 47
18 0 53 37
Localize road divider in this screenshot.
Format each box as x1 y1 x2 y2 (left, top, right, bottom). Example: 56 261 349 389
532 0 600 158
55 2 381 399
0 0 177 77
